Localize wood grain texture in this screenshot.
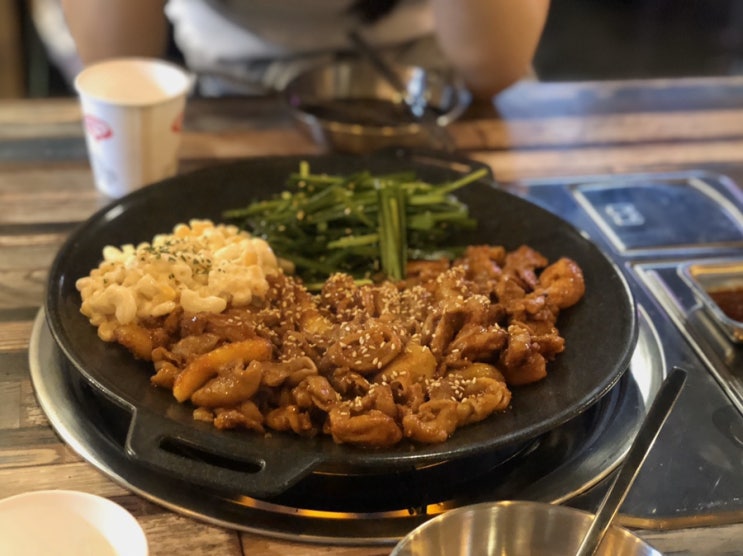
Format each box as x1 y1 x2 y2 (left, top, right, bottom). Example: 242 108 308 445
0 79 742 554
0 0 23 99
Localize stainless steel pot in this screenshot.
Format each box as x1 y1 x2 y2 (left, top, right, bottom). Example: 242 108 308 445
390 501 662 556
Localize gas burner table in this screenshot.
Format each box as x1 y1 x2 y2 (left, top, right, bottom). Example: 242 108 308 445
29 169 743 545
521 169 743 529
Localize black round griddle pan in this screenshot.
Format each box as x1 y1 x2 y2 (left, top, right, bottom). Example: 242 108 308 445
45 149 637 499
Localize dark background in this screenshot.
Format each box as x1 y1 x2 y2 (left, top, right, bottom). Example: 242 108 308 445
536 0 743 81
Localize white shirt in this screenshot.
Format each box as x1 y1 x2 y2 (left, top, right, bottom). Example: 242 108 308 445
165 0 437 94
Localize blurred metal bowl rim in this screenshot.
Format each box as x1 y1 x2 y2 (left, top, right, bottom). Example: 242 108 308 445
390 500 663 556
289 108 425 135
284 83 472 131
281 59 471 152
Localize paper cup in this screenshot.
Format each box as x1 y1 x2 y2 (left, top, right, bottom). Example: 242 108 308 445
74 57 193 198
0 490 148 555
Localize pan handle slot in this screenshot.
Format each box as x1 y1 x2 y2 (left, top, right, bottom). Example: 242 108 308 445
158 437 264 475
125 409 323 499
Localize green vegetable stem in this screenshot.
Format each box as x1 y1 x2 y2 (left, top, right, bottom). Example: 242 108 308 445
222 162 486 284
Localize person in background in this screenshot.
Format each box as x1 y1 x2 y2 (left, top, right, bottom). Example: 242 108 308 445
56 0 550 99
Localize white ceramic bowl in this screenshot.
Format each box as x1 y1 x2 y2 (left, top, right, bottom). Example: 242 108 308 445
0 490 148 556
391 501 662 556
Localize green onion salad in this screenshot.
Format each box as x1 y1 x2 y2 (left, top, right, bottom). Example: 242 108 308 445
222 161 486 287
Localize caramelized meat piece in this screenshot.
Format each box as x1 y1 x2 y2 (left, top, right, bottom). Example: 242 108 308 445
105 243 585 448
256 357 318 388
459 245 506 285
537 257 586 309
172 337 273 402
327 407 403 448
402 399 459 443
324 319 403 374
265 405 316 437
190 360 263 407
212 401 265 433
447 322 508 363
292 375 339 412
502 245 549 291
113 323 162 361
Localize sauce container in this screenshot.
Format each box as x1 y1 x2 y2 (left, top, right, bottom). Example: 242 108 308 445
679 258 743 343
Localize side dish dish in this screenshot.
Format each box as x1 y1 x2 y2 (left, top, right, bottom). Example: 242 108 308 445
76 219 585 448
76 220 280 342
223 162 486 283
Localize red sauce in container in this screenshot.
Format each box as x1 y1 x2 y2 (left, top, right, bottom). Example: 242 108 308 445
708 286 743 322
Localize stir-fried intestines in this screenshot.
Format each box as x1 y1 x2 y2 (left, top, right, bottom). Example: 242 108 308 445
79 232 586 448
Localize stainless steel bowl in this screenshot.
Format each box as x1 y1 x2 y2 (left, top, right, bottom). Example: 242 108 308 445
282 59 471 153
390 501 662 556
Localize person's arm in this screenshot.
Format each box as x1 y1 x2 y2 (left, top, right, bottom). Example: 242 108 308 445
430 0 550 99
60 0 169 66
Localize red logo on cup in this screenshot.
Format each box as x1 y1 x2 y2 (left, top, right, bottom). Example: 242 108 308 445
83 114 113 141
171 111 184 133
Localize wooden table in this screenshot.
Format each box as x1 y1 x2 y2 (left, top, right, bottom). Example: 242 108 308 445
2 77 743 555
